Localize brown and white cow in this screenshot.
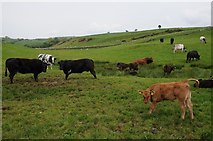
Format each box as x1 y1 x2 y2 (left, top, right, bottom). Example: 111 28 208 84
138 79 199 120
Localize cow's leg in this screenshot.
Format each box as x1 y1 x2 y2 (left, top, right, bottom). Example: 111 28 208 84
90 70 97 79
186 93 194 120
9 73 15 84
149 102 157 114
34 73 38 82
179 101 186 120
65 73 70 80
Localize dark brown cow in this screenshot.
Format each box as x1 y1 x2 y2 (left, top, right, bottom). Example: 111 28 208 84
138 79 199 120
117 62 138 71
132 57 153 65
58 59 96 80
163 64 175 75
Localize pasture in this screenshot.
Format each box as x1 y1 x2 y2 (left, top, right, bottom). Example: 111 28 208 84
1 27 212 139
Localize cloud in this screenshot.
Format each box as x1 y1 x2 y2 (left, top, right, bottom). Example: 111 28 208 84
182 5 211 26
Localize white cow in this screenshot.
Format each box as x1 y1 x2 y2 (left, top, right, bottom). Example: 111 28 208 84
38 54 56 69
173 44 187 53
200 36 206 44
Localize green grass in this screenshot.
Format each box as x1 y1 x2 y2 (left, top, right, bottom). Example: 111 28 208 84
2 27 212 139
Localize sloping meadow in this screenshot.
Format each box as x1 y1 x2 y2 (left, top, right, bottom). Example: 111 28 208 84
2 27 212 139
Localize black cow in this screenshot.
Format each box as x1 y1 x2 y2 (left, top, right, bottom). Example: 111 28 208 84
5 58 48 83
163 64 175 75
194 79 213 88
160 38 164 43
170 38 174 44
186 50 200 63
58 59 97 80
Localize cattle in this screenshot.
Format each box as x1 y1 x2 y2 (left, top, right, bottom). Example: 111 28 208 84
186 50 200 63
163 64 175 75
38 54 56 69
200 36 206 44
117 62 129 71
117 62 138 71
5 58 48 83
138 79 199 120
194 79 213 88
132 57 153 65
170 38 174 44
160 38 164 43
173 44 187 53
58 59 97 80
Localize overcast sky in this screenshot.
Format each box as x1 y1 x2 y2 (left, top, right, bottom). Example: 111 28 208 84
1 1 212 39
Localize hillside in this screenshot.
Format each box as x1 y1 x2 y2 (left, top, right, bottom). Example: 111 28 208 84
2 26 212 139
2 27 210 49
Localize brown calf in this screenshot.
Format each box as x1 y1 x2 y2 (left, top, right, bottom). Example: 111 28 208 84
132 57 153 65
138 79 199 120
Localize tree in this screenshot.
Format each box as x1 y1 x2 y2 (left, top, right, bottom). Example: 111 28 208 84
158 25 162 29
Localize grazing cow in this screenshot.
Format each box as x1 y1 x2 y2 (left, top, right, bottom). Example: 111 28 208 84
117 62 129 71
170 38 174 44
117 62 138 71
138 79 199 120
194 79 213 88
163 64 175 75
38 54 56 69
200 36 206 44
58 59 97 80
173 44 186 53
132 57 153 65
5 58 48 83
160 38 164 43
186 50 200 63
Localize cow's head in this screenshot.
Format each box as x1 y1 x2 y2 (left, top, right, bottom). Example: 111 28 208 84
42 62 48 72
183 47 187 52
138 89 154 104
146 57 153 64
58 60 67 70
197 55 200 60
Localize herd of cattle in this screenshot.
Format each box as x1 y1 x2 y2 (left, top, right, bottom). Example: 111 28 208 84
4 35 212 120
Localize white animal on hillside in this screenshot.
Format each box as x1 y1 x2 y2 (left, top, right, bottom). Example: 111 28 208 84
38 54 56 69
173 44 187 53
200 36 206 44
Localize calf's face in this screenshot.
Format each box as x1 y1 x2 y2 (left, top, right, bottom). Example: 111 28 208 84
138 90 153 104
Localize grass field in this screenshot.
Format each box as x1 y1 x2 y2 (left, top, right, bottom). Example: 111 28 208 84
1 27 212 139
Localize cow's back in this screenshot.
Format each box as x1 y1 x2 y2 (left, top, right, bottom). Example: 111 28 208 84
70 59 95 73
150 82 190 101
7 58 44 74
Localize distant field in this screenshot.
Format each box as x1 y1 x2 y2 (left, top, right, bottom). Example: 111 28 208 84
2 27 212 139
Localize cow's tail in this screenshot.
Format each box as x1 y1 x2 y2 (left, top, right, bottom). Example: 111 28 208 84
182 78 199 87
5 65 8 77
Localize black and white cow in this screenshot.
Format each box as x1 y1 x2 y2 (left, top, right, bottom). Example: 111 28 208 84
38 54 56 69
194 79 213 88
58 59 97 80
200 36 206 44
5 58 48 83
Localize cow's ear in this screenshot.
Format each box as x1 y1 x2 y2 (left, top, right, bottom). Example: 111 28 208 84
150 90 155 96
138 90 144 94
